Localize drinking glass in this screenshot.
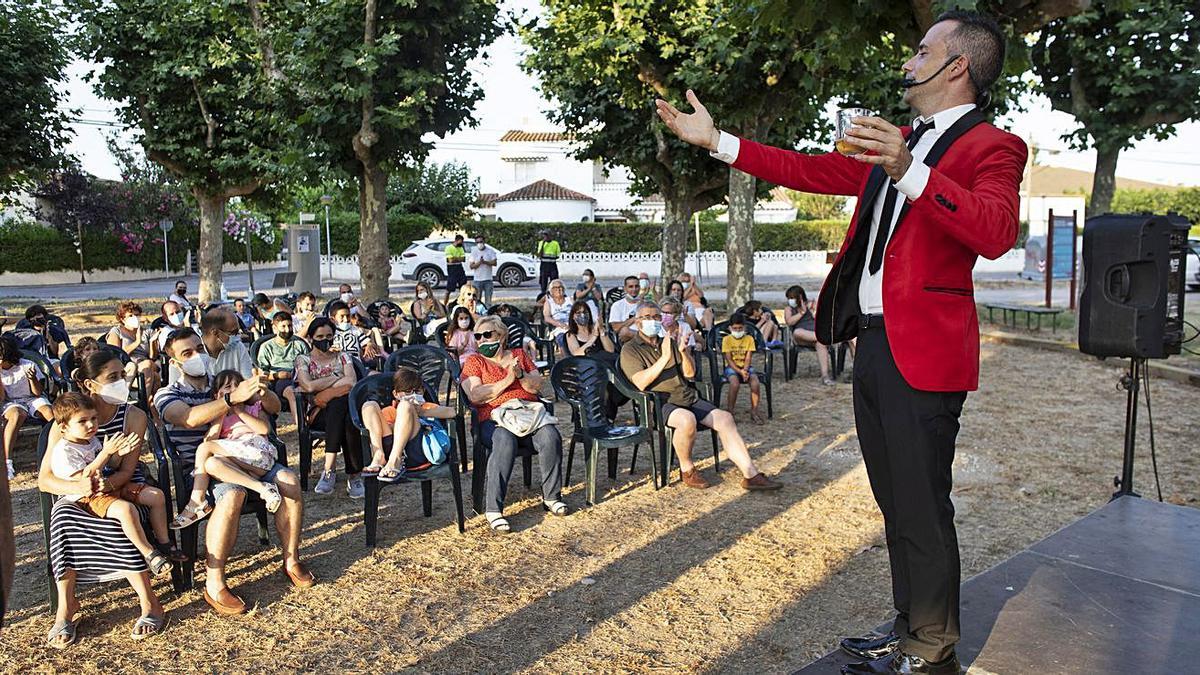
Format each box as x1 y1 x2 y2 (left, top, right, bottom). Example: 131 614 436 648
835 107 873 156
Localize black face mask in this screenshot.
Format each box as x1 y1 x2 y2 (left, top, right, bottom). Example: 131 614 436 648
312 338 333 352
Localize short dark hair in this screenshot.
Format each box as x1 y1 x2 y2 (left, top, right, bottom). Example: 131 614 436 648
53 392 97 426
298 291 316 303
272 310 293 324
0 334 20 364
25 304 48 320
163 328 201 356
327 300 349 316
392 367 423 394
252 293 270 307
624 276 639 285
729 312 747 327
200 307 232 333
934 10 1006 105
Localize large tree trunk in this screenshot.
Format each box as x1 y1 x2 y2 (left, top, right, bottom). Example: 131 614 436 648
195 189 226 304
726 168 756 308
1088 144 1121 218
660 196 695 286
357 162 390 302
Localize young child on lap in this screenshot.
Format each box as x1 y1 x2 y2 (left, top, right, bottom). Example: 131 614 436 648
49 393 184 575
171 370 280 528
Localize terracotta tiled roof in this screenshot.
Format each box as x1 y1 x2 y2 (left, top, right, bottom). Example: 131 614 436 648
496 179 595 203
476 193 498 208
500 130 574 143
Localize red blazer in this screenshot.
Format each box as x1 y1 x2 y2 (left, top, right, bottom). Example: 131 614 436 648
731 118 1027 391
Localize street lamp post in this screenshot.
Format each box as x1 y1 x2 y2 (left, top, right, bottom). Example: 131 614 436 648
320 194 333 280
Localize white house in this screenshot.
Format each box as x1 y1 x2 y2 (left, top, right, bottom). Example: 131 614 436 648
470 129 797 223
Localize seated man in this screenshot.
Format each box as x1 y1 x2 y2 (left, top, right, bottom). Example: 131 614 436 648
153 300 195 352
201 307 255 379
607 276 644 343
154 329 313 614
16 304 67 362
618 302 780 491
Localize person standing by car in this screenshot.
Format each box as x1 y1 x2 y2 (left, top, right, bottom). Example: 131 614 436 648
443 234 468 306
469 233 498 307
536 230 561 293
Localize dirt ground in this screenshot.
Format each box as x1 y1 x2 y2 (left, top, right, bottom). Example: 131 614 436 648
1 338 1198 673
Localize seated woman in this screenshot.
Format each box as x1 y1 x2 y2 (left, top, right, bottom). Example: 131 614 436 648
360 367 457 482
660 298 701 354
455 282 487 318
565 301 627 420
105 301 161 396
459 316 568 533
445 306 478 365
296 318 364 498
541 279 573 340
676 272 714 331
783 285 835 385
410 281 447 338
574 268 604 306
39 349 169 647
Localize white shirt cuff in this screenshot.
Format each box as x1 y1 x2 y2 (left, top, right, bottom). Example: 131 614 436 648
894 161 931 200
709 131 741 164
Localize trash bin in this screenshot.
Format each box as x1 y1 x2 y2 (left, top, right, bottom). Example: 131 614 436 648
287 224 322 295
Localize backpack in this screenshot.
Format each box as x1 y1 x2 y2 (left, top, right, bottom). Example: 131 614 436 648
404 419 450 470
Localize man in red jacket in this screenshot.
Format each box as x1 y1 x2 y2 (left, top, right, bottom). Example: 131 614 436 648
656 10 1025 675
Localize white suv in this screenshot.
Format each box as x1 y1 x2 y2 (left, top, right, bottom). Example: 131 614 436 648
399 238 539 288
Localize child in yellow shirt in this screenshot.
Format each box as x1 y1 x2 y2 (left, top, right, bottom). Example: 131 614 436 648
720 313 763 422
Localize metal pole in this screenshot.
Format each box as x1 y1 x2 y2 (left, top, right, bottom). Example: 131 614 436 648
245 230 255 295
77 221 86 284
1045 208 1054 308
324 204 333 280
163 229 170 274
1069 209 1078 310
693 212 702 283
1113 358 1143 500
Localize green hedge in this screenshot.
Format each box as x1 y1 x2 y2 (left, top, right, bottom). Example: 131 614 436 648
0 220 276 274
1110 187 1200 227
325 213 849 255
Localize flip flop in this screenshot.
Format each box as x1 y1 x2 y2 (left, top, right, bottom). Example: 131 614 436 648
377 466 405 484
46 617 79 650
362 463 384 476
130 614 167 640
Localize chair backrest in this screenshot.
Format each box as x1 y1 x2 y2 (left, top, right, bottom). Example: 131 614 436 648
706 320 765 351
366 300 404 322
487 303 527 321
320 298 336 317
605 286 625 305
550 356 612 431
347 372 395 434
500 316 530 352
249 334 273 363
385 345 451 392
434 321 453 350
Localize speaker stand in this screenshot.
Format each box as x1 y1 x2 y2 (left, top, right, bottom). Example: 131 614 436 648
1112 357 1145 500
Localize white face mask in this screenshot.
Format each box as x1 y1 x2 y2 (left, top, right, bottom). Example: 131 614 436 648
336 321 351 331
123 316 141 331
639 279 649 289
340 292 353 303
581 275 592 283
417 291 429 300
457 317 471 328
180 353 210 378
681 281 691 290
730 329 746 339
401 392 425 405
640 319 662 337
787 298 798 308
95 379 130 405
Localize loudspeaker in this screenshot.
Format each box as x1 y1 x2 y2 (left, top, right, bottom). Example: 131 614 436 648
1079 213 1189 358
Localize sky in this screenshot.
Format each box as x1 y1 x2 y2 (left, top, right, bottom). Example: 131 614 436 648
63 0 1200 193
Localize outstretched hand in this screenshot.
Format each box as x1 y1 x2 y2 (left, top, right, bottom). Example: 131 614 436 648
655 89 720 152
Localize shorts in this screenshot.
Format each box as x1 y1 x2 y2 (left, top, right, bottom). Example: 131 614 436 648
77 482 145 518
661 399 719 429
446 265 467 292
212 436 277 472
212 462 289 505
270 377 296 399
723 366 757 383
2 397 51 418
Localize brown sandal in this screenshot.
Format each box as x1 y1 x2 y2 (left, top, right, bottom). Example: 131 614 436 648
282 562 316 589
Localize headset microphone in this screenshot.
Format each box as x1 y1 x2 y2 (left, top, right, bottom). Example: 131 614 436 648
900 55 960 89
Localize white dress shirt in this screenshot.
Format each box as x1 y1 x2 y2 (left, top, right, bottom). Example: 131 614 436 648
711 103 976 314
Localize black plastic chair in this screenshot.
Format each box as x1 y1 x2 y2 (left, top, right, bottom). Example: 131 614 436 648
384 345 469 473
35 423 185 611
295 355 367 491
550 357 655 505
348 374 465 546
366 300 407 352
501 316 556 373
705 321 774 419
160 418 283 589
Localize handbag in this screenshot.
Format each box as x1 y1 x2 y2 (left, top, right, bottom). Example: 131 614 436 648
492 398 557 438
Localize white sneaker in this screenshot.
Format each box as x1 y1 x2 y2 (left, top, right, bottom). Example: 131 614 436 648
346 475 364 499
314 471 336 495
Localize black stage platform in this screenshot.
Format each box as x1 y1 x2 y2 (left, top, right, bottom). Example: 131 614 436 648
798 496 1200 674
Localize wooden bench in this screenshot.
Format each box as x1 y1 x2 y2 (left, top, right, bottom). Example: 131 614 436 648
983 303 1065 333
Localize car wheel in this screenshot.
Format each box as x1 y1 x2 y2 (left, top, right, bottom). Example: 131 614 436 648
416 266 444 289
498 264 525 288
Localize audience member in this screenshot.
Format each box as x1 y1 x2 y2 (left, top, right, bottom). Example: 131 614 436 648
292 291 319 337
738 300 784 348
105 301 161 395
574 268 604 306
360 367 457 482
328 300 377 361
255 311 309 414
153 301 193 351
233 298 256 337
721 313 763 422
542 279 572 338
168 279 195 318
199 307 255 379
411 281 448 338
17 304 66 360
607 276 644 343
783 285 835 385
298 318 364 498
676 272 715 331
445 306 478 365
455 282 487 318
660 298 700 353
1 334 53 479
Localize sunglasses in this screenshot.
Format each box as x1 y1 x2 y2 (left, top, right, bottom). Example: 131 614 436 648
473 330 500 340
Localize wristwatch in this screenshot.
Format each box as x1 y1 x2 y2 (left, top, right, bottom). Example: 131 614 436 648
224 393 233 407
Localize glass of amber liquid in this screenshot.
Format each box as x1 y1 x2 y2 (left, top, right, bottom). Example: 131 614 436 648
835 107 872 155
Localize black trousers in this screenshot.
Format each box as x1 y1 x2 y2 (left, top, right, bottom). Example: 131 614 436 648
852 322 966 663
314 396 364 475
538 261 558 292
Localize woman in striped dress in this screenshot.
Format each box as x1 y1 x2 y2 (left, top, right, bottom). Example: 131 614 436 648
37 350 167 648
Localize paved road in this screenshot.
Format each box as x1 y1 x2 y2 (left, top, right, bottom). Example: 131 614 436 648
0 266 1172 310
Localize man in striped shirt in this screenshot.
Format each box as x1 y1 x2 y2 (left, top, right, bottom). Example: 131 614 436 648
155 329 314 615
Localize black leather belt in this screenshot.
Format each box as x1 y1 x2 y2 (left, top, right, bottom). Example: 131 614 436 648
859 313 885 330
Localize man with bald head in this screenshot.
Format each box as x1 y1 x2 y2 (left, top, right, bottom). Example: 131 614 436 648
154 300 193 351
200 307 254 379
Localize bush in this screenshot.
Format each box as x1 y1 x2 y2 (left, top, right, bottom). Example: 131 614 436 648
0 219 276 274
1109 188 1200 226
327 211 438 256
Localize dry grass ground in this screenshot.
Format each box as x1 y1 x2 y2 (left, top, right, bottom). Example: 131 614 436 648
1 340 1197 673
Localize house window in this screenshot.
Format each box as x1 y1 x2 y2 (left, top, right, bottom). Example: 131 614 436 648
514 162 535 182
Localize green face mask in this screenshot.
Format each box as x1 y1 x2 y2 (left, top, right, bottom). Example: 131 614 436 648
477 341 501 358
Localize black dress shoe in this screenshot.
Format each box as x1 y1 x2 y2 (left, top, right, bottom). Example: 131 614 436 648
840 652 961 675
840 631 900 661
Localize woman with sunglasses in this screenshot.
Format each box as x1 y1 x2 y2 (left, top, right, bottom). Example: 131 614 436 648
459 316 567 533
455 283 487 319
